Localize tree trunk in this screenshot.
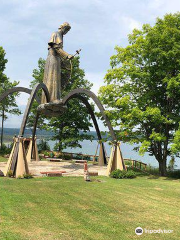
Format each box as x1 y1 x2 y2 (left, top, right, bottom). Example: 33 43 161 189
0 109 4 149
159 159 167 176
58 140 61 152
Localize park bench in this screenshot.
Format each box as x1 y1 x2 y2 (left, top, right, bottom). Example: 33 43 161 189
40 171 66 177
74 160 87 163
47 158 62 162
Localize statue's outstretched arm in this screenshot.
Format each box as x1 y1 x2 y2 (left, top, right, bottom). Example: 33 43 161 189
55 47 72 60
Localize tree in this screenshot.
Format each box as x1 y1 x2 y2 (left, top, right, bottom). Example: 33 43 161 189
99 13 180 176
0 47 21 148
26 58 46 131
28 56 93 151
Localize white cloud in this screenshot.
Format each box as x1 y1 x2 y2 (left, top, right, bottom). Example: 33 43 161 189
85 72 105 95
121 16 142 32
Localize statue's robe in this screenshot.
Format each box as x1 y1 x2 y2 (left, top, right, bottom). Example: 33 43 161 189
41 31 71 103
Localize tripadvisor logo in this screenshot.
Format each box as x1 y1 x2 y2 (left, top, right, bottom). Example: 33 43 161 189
135 227 173 235
135 227 143 235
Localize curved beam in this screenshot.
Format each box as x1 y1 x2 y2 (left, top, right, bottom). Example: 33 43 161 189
66 94 107 164
31 113 40 159
19 83 50 136
68 95 102 141
9 83 49 172
0 85 48 173
62 88 117 141
0 87 40 104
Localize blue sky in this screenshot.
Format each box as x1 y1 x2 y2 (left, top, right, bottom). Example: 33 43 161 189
1 0 180 128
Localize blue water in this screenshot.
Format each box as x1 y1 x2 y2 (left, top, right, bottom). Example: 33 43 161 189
48 140 178 168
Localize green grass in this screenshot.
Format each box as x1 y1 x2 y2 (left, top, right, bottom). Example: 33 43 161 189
0 156 8 162
0 176 180 240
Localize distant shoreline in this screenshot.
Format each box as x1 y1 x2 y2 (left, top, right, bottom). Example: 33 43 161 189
1 128 100 143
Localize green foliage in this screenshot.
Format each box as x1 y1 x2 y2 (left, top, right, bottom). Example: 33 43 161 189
57 153 72 160
167 170 180 179
49 151 55 158
110 169 137 179
43 151 51 157
63 154 72 160
0 46 21 148
167 156 177 171
17 175 23 179
23 173 33 179
37 139 50 152
83 155 91 161
55 152 63 158
124 160 132 166
73 154 83 160
99 13 180 176
26 58 46 130
0 143 12 154
145 165 160 176
6 170 13 177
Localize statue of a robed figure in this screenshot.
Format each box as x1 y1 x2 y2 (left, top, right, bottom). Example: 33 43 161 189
41 22 73 104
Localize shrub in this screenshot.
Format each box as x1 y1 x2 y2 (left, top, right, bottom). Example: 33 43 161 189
124 160 132 166
56 153 63 159
125 170 137 179
43 151 53 157
23 173 33 179
83 155 91 161
73 154 82 160
167 170 180 179
7 170 13 177
54 152 72 160
110 169 137 179
145 165 159 175
168 156 177 171
0 143 13 155
17 175 23 179
127 166 149 176
49 152 55 158
63 154 72 160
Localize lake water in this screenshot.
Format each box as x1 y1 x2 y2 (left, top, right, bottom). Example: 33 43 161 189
48 140 179 168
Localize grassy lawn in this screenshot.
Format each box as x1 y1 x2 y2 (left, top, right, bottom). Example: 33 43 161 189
0 176 180 240
0 156 8 162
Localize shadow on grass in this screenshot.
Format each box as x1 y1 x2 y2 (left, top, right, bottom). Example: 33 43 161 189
147 175 160 179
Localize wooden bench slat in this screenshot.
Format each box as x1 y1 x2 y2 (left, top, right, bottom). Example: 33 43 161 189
40 171 66 174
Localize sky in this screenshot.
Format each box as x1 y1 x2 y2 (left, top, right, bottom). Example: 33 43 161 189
1 0 180 128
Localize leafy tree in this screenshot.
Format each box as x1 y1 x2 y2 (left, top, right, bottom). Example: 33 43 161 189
0 47 21 148
99 13 180 176
26 58 46 131
37 139 50 152
28 56 93 151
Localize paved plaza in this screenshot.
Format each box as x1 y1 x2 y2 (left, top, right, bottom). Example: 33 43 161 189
0 160 107 177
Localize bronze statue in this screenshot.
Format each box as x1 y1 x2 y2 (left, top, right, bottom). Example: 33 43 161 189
41 22 73 103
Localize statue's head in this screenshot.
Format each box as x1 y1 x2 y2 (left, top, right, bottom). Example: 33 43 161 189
59 22 71 35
